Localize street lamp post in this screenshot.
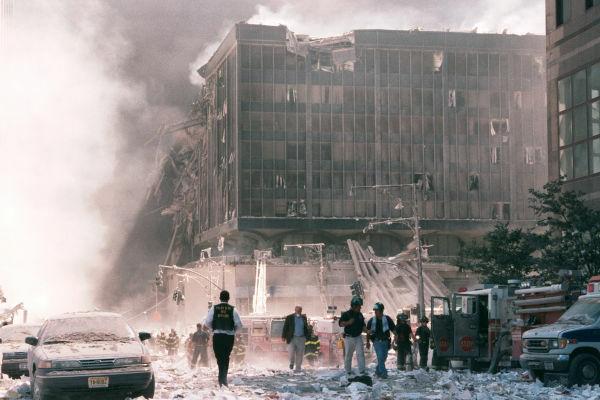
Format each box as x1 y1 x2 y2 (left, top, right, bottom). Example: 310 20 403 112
283 243 328 313
350 183 426 319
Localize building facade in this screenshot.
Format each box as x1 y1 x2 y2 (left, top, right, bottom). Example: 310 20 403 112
547 0 600 207
192 24 547 259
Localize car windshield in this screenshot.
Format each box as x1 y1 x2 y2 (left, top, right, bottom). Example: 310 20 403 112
0 325 40 343
40 316 136 344
558 297 600 325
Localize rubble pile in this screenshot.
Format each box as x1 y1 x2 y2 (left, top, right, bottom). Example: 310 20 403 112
4 358 598 400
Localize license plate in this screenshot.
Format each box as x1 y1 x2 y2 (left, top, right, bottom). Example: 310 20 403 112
544 362 555 370
88 377 109 388
19 363 27 370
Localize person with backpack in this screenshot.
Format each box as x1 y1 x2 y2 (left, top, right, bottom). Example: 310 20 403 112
366 302 396 379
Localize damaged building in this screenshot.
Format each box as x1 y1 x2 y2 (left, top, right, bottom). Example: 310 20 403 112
149 23 548 319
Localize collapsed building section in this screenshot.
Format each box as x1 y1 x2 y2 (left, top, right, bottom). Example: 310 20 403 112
138 23 547 319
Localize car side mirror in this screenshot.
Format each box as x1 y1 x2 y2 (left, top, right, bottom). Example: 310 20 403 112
139 332 151 342
25 336 38 346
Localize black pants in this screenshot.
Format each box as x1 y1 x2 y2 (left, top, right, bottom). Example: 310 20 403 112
213 334 235 386
418 344 429 368
192 345 208 367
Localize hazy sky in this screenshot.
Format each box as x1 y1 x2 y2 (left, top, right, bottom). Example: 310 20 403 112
0 0 545 316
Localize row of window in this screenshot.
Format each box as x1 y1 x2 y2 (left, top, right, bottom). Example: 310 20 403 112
239 199 512 220
558 62 600 180
556 0 600 27
239 45 543 80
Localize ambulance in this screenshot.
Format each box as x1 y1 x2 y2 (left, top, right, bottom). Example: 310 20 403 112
520 276 600 386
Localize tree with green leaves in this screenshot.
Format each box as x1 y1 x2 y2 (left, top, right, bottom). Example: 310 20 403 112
457 223 540 284
457 180 600 284
529 180 600 281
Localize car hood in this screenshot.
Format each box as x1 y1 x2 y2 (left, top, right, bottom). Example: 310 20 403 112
39 341 144 361
523 323 581 339
0 342 29 353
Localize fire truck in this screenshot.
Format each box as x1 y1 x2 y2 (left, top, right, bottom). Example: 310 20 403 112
310 317 344 367
240 315 288 363
430 276 581 371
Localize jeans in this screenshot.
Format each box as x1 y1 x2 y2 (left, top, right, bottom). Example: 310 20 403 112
287 336 306 371
213 333 234 386
344 335 366 375
373 340 390 377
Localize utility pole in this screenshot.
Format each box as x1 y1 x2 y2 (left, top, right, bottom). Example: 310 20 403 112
284 243 327 314
351 183 426 319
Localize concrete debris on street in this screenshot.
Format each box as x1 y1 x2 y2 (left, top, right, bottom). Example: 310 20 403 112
2 358 599 400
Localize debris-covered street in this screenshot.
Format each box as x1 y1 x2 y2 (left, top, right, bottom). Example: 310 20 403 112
2 357 600 400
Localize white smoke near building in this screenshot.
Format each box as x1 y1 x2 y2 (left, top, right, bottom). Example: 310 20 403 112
0 0 141 320
188 0 544 85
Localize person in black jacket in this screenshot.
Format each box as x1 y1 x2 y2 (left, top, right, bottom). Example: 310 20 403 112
366 302 395 378
191 323 210 368
415 317 431 369
281 306 310 372
395 313 415 370
204 290 242 387
338 296 367 376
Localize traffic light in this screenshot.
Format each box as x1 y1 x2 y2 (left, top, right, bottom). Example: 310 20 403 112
350 281 364 298
155 270 164 288
172 287 185 305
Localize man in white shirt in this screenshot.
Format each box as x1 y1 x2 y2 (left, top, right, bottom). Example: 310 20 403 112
204 290 242 387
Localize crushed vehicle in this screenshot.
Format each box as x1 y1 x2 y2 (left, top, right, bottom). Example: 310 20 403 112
26 311 154 400
0 324 40 378
520 276 600 386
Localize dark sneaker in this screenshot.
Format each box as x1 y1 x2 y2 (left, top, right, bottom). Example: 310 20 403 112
289 363 294 370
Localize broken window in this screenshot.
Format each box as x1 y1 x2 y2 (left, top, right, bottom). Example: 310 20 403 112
468 173 479 190
414 173 433 191
275 174 286 188
287 201 298 217
491 146 501 164
287 87 297 104
448 89 456 108
525 147 543 165
298 199 307 216
490 118 510 136
513 91 522 110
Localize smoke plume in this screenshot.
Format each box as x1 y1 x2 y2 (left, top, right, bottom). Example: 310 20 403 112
0 0 139 320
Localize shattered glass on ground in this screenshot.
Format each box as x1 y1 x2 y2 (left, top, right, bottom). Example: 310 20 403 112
1 358 599 399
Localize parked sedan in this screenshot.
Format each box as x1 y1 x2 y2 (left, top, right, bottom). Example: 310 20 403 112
26 311 154 400
0 324 40 378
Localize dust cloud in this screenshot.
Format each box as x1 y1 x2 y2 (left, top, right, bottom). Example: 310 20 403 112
0 1 140 320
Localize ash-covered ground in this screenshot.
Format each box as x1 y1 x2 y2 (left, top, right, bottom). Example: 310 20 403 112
2 356 600 400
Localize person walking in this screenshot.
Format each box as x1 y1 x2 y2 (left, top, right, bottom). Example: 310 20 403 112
282 305 310 372
231 334 247 367
338 296 366 376
191 323 210 368
395 313 416 371
366 303 395 378
204 290 243 387
415 316 431 370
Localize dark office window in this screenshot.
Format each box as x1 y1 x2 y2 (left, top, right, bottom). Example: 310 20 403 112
556 0 570 27
586 0 600 9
